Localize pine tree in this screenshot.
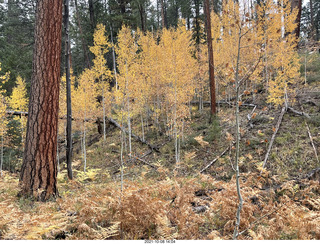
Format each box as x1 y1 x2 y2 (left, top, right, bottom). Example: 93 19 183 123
19 0 63 201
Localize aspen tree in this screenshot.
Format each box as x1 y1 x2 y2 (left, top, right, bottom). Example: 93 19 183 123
90 24 113 142
116 25 138 156
9 76 28 146
72 69 98 172
208 0 263 238
261 0 300 107
159 22 197 163
136 30 158 139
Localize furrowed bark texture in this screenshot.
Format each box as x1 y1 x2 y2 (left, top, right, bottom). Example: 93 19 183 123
19 0 63 201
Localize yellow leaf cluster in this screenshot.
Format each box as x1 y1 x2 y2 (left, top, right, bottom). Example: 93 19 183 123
9 76 28 112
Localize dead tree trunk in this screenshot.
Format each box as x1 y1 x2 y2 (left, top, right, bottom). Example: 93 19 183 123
204 0 216 117
64 0 73 180
19 0 63 201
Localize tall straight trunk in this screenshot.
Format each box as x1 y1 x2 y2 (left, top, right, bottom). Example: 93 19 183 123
157 0 160 29
233 28 243 240
125 62 132 156
291 0 302 39
310 0 315 40
83 104 87 171
204 0 216 117
103 89 106 142
64 0 73 180
88 0 95 29
138 3 146 32
75 0 91 68
57 135 60 173
19 0 63 201
83 126 87 172
194 0 201 46
160 0 167 28
141 113 145 141
0 135 3 177
110 25 118 89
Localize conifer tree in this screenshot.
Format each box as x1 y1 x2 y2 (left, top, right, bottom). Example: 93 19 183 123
19 0 63 201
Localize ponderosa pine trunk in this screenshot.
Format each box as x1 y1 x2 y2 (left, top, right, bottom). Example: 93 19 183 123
204 0 216 117
291 0 302 39
160 0 167 29
19 0 63 201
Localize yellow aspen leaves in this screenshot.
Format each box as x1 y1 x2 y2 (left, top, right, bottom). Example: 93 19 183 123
9 76 28 112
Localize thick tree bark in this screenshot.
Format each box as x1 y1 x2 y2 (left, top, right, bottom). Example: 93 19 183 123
310 0 316 40
19 0 63 201
291 0 302 39
138 3 146 33
160 0 167 29
194 0 201 46
204 0 216 116
64 0 73 180
88 0 95 29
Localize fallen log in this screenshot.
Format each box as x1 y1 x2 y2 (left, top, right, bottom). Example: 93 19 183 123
300 106 319 164
190 100 258 108
6 110 28 116
262 107 286 170
200 143 233 173
135 156 157 169
287 107 311 119
58 133 102 163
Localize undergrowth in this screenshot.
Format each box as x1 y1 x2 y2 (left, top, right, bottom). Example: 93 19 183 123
1 168 320 240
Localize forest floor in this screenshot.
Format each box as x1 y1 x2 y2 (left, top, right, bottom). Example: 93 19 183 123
1 57 320 240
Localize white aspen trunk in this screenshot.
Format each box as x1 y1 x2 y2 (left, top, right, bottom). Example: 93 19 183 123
125 61 132 156
233 28 243 240
110 25 118 90
157 95 160 132
174 68 179 163
281 0 285 38
83 103 87 172
83 125 87 172
304 51 307 85
120 128 124 193
127 108 132 156
181 120 185 144
21 116 24 146
141 113 145 141
57 135 60 173
103 91 106 142
8 150 12 173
